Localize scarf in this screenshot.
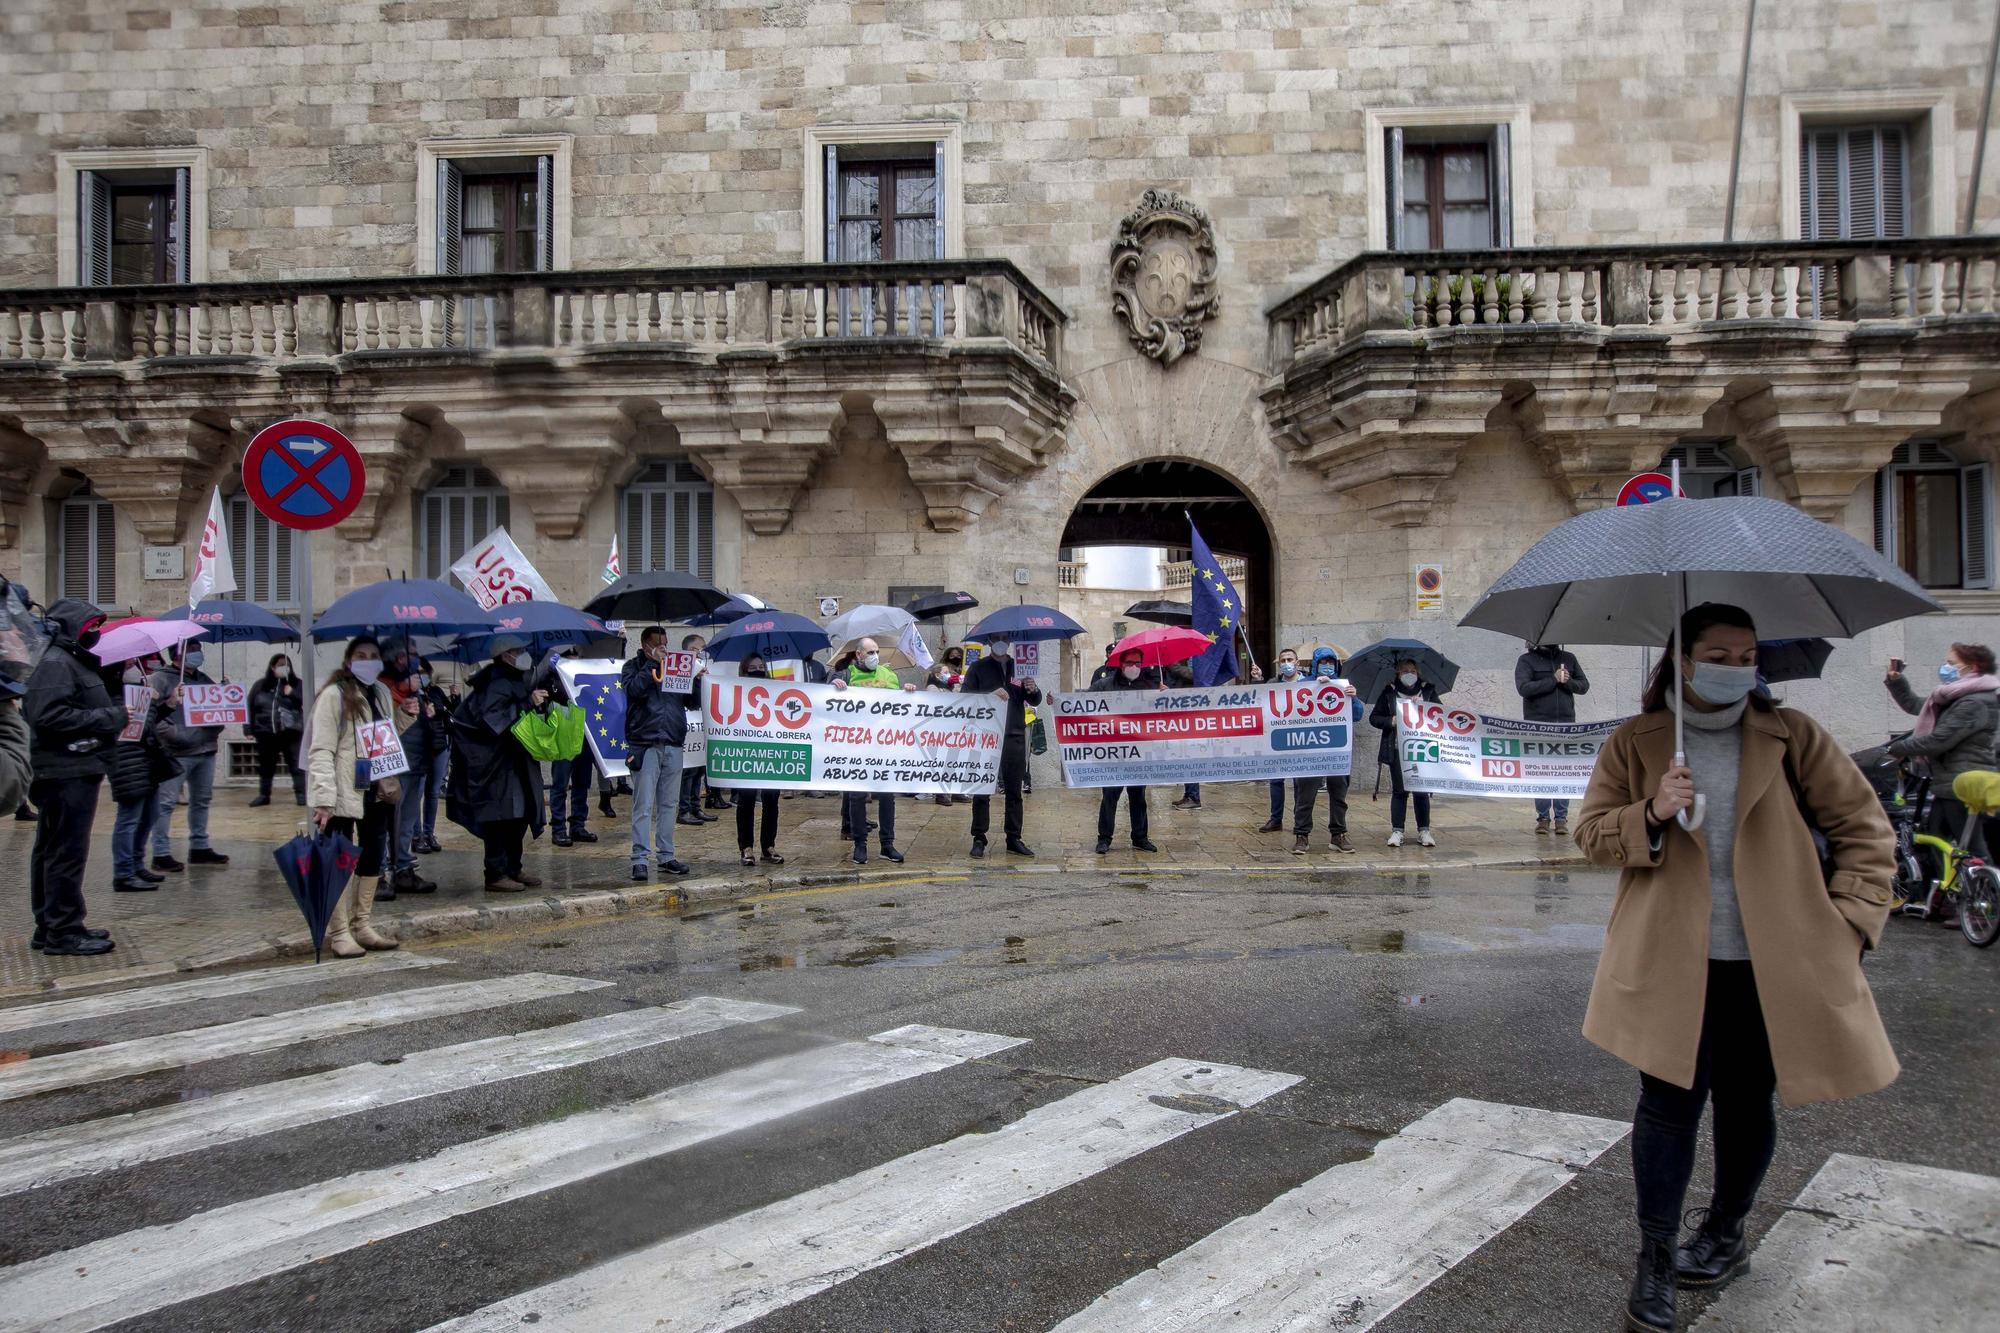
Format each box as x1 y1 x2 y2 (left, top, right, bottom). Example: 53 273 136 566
1915 673 2000 737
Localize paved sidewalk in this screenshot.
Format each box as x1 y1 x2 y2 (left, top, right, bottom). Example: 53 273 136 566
0 779 1584 995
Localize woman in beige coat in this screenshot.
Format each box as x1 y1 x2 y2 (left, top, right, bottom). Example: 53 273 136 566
1575 603 1896 1333
305 636 403 957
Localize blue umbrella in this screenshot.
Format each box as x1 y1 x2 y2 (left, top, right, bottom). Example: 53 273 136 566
160 599 298 644
965 604 1086 642
1343 638 1461 709
706 609 831 663
312 578 495 641
273 828 361 963
683 592 772 627
453 601 607 658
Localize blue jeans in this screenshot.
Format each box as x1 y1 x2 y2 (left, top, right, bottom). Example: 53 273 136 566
420 751 446 838
630 744 683 867
112 793 158 881
1268 780 1285 820
395 742 437 873
1182 783 1201 802
151 753 215 855
549 755 594 834
1536 799 1570 821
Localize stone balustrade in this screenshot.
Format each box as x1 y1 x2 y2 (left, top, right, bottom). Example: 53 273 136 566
1160 556 1245 590
1056 560 1082 588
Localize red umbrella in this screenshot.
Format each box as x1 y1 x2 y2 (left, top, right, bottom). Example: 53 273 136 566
1110 625 1212 667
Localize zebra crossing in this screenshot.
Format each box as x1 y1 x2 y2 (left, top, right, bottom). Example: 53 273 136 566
0 954 1992 1333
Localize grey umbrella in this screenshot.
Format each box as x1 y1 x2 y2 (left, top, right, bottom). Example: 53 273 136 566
1461 493 1941 829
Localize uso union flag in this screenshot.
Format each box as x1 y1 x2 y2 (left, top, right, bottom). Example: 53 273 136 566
555 659 631 778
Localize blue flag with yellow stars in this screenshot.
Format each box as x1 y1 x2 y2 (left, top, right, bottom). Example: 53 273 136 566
555 658 631 778
1188 519 1242 687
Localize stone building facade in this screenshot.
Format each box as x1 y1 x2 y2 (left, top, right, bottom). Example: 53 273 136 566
2 0 1998 745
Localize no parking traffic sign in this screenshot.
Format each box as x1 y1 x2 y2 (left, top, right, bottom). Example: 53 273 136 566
242 419 365 531
1616 472 1684 507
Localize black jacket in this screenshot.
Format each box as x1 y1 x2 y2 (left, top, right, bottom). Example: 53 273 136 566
446 661 545 836
1371 677 1442 768
405 683 452 760
1515 646 1589 724
147 665 223 757
247 674 306 737
620 652 697 749
962 652 1043 736
1092 664 1163 692
23 600 128 781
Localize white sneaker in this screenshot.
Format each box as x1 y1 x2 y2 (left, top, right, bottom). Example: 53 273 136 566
1418 829 1437 848
1386 830 1404 848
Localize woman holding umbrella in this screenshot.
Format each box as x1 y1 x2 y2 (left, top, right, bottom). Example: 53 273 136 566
247 652 306 807
1575 603 1897 1333
1369 656 1442 848
304 636 403 956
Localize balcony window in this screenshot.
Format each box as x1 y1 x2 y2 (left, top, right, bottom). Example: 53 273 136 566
1800 124 1910 241
620 460 713 582
225 494 298 610
831 155 939 262
57 148 209 287
418 466 511 587
1874 440 1991 590
439 159 551 275
1387 126 1512 250
56 479 116 606
1660 443 1761 500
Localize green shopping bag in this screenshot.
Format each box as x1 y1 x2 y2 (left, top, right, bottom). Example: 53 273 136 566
511 703 586 762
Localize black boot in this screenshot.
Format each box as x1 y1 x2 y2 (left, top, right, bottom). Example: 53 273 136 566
1626 1236 1677 1332
1676 1209 1749 1288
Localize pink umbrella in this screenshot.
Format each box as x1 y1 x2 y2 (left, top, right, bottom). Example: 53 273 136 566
93 619 206 666
1109 625 1212 667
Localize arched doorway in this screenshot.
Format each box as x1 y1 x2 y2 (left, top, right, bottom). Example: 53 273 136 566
1058 460 1274 681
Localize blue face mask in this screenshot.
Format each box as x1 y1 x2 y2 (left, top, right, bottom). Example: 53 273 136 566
1940 663 1961 683
182 651 204 669
1315 664 1338 679
1688 660 1758 706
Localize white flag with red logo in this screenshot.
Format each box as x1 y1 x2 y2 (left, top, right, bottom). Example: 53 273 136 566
189 487 236 608
602 534 622 586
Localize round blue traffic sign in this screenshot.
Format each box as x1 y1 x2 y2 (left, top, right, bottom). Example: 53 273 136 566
1616 472 1683 507
242 419 365 531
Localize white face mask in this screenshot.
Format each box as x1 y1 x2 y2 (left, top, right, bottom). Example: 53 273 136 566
274 665 290 679
1120 664 1142 681
1688 660 1758 706
1277 660 1298 678
860 652 881 672
415 673 430 688
507 651 531 672
123 666 143 685
349 659 385 685
1398 672 1419 689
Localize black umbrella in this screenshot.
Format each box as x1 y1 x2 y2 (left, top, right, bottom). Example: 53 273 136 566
1124 599 1193 627
273 828 361 963
903 590 980 621
1758 638 1834 685
1344 638 1461 709
584 571 731 624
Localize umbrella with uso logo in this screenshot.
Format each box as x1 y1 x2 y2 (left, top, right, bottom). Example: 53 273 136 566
964 604 1086 642
310 578 496 641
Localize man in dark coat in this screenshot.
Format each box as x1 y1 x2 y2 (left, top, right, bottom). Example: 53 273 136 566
963 633 1042 858
23 599 127 955
446 635 547 891
1092 649 1159 855
1515 642 1590 835
621 625 696 879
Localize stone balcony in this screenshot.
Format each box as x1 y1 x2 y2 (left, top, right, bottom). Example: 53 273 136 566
0 260 1072 547
1263 237 2000 526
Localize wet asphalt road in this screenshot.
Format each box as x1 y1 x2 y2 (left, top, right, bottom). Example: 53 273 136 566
2 863 1995 1332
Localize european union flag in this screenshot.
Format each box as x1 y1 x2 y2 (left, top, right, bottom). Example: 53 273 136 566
557 659 631 777
1188 519 1242 687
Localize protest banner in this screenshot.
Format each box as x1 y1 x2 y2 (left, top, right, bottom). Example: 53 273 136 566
703 678 1005 795
120 684 150 741
355 718 411 781
181 681 248 728
1013 640 1042 682
449 526 558 610
655 649 699 694
1051 680 1355 788
683 709 705 767
556 659 631 780
1394 698 1623 799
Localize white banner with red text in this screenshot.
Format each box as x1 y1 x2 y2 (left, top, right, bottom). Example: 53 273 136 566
449 525 558 610
702 678 1005 795
1051 680 1355 788
1393 698 1624 799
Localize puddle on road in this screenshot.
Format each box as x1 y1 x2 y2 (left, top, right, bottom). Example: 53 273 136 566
1351 930 1406 954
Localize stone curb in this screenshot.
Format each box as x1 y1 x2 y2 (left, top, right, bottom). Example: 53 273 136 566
35 850 1591 990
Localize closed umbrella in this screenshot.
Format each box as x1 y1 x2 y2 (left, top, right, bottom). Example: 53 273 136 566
1460 492 1941 828
1343 638 1461 712
272 827 361 963
1110 625 1211 667
965 604 1087 642
903 590 980 621
584 571 731 624
1123 598 1193 627
706 610 832 664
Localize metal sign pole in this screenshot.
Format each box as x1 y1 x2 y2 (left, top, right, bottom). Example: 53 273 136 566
299 532 316 707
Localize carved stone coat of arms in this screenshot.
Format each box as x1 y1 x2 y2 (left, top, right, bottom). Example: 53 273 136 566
1110 189 1221 366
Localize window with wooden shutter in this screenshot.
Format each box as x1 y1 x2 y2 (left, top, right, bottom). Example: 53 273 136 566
620 460 715 582
1387 129 1507 250
1875 439 1987 589
1962 463 1993 590
56 483 116 606
78 169 190 286
417 466 511 587
1799 124 1911 240
225 494 298 609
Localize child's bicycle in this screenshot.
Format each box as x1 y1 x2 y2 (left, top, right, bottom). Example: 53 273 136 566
1887 762 2000 948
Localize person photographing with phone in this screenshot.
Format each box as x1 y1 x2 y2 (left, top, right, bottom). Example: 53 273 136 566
1884 643 1999 866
